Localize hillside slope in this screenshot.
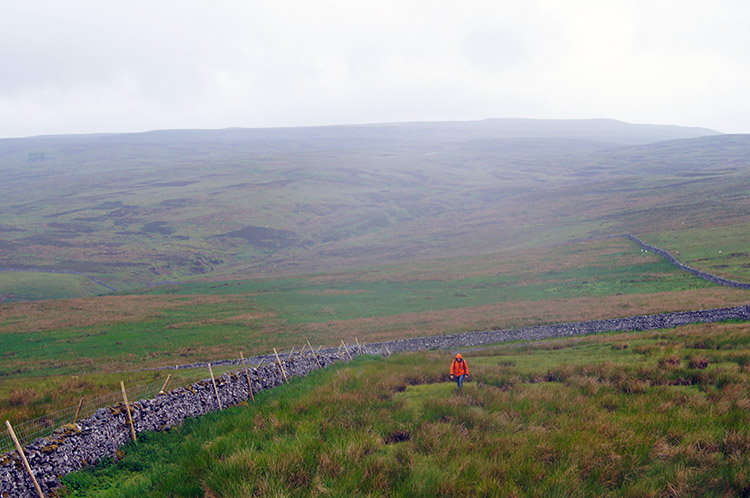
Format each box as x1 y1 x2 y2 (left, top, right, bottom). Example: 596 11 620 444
0 119 744 299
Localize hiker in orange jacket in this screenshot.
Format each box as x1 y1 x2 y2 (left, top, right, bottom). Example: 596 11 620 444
450 353 469 388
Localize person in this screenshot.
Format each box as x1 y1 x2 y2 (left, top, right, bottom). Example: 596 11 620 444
450 353 469 388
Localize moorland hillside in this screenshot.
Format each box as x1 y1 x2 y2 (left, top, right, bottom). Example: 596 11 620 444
1 118 745 300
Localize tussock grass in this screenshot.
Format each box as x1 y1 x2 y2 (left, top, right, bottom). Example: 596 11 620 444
60 321 750 497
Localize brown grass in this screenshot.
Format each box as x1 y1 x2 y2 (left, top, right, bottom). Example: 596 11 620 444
689 356 710 369
0 294 251 334
305 238 662 285
9 387 39 406
165 312 276 329
658 355 681 369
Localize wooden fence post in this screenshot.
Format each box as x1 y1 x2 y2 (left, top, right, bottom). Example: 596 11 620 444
340 340 353 361
355 337 363 355
256 357 265 368
120 381 137 443
385 345 391 356
5 420 45 498
240 352 255 403
273 348 289 383
307 339 322 369
73 397 84 424
298 343 306 356
208 363 223 410
159 374 172 394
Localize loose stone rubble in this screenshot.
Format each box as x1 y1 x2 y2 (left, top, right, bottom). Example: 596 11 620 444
2 304 749 497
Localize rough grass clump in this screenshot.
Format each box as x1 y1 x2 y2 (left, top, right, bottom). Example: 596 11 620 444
658 354 681 369
689 355 710 369
9 387 39 406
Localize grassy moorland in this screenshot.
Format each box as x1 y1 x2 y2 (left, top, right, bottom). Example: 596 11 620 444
2 235 748 424
59 320 750 497
0 121 747 299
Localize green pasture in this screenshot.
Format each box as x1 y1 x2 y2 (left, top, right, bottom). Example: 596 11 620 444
60 320 750 497
0 296 267 377
207 260 706 325
642 223 750 281
0 272 106 302
146 240 712 325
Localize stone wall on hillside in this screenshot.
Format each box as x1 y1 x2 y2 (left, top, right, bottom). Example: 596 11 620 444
0 353 344 498
623 234 750 289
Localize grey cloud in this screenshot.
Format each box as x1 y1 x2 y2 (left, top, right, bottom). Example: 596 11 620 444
1 0 749 137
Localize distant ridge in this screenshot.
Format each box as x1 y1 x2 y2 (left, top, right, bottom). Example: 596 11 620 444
1 117 720 146
469 118 720 144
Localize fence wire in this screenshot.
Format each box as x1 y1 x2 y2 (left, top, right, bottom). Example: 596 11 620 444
1 379 163 454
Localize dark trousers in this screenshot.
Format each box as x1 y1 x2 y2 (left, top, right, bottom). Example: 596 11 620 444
456 374 465 388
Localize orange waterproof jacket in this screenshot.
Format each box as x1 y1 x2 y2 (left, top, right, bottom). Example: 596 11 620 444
451 354 469 376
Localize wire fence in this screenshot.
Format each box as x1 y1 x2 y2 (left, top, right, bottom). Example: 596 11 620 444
1 342 372 456
0 379 163 454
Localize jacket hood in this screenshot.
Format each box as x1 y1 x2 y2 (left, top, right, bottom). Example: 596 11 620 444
455 353 463 359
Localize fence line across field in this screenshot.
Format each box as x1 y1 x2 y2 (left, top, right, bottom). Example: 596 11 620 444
0 340 345 455
0 379 163 454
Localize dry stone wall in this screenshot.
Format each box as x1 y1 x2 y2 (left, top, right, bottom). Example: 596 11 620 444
0 353 342 497
623 234 750 289
369 305 750 353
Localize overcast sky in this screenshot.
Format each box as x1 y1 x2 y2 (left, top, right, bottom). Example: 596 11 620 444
2 0 749 138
